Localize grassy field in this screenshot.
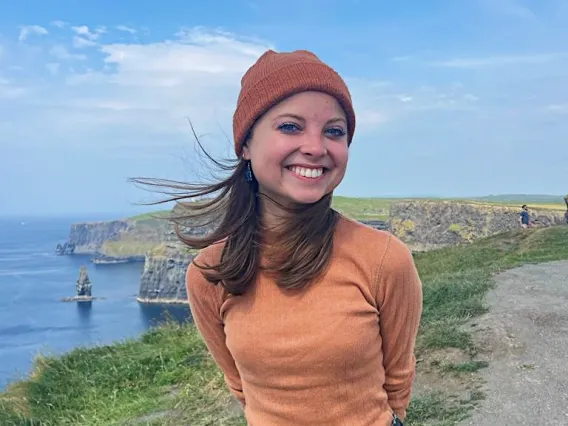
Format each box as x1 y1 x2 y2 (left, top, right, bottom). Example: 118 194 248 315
128 211 172 221
330 196 394 221
100 240 159 258
2 225 568 425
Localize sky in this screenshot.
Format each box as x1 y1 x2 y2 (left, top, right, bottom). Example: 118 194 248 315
1 0 567 216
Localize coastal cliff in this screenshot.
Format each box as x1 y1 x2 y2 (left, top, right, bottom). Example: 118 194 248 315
57 208 216 261
67 220 129 254
390 200 566 251
137 243 194 304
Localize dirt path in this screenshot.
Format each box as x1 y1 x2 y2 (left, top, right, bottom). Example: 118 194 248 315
461 260 568 425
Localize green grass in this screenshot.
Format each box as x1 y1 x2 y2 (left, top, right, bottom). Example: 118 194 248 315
440 361 490 374
100 240 159 258
331 196 395 221
2 226 568 425
405 391 483 426
128 210 171 221
0 323 244 426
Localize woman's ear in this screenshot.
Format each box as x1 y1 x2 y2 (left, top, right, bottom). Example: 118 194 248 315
242 144 251 160
242 131 252 160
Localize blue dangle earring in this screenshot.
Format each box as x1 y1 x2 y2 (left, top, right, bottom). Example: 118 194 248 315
245 160 253 182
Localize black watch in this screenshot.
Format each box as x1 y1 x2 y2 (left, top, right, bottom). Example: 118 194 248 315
392 414 404 426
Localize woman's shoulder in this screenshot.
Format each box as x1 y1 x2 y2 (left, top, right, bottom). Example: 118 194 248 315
185 239 227 297
335 213 413 265
336 213 392 246
191 239 227 265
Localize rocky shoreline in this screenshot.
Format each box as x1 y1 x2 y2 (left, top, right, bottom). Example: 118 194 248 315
91 254 145 265
61 296 105 302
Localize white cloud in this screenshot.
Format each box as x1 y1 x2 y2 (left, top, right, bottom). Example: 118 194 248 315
547 104 568 113
71 25 100 41
70 26 107 48
12 27 397 150
50 20 67 28
3 28 278 148
116 25 137 34
397 95 413 103
18 25 49 42
73 36 97 48
2 24 560 159
50 45 87 61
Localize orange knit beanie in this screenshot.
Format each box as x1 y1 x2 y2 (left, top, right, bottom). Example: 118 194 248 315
232 49 356 156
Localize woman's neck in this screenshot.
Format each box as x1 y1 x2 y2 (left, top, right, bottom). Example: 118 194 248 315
258 196 291 234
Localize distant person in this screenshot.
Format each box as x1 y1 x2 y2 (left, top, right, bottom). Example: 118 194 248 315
520 204 530 228
137 50 422 425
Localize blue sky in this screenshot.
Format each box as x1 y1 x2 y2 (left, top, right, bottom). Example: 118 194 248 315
1 0 567 216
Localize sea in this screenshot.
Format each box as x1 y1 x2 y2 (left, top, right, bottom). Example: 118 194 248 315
0 215 191 391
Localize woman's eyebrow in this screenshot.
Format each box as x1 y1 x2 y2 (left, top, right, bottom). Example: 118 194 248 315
327 117 347 125
273 114 347 125
273 113 305 122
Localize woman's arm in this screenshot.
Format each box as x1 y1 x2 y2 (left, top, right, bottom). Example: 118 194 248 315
186 254 246 407
374 235 423 420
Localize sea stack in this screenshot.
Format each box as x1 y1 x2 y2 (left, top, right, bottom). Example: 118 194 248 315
61 266 103 302
76 265 92 297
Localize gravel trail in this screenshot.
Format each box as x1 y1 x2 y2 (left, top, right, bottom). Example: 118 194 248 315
461 260 568 426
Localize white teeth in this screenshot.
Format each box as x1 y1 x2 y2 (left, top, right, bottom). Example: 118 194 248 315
289 166 324 178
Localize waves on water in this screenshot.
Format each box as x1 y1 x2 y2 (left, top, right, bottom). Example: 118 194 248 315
0 268 63 277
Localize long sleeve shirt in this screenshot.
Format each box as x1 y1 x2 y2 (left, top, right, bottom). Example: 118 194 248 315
186 214 423 425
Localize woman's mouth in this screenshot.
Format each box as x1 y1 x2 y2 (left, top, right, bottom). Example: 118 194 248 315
287 165 326 179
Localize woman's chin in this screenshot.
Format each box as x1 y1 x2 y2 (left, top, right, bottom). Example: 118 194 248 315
286 189 331 206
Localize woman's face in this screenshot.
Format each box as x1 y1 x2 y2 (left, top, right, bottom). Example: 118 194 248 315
242 91 350 207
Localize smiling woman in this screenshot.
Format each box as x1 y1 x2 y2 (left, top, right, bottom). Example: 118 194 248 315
242 91 350 210
130 49 421 426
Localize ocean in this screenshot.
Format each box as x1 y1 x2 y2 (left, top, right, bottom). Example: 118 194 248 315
0 216 191 391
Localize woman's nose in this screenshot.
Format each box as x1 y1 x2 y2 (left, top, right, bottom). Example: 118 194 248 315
299 133 327 157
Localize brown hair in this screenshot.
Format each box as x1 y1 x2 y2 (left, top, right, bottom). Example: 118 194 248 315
129 125 339 296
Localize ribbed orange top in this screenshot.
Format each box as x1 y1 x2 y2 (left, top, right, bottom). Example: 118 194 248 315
186 214 423 425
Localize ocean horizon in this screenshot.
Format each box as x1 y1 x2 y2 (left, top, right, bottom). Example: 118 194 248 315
0 215 191 391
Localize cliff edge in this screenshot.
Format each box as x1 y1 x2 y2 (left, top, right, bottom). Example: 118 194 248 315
390 200 565 251
57 206 217 261
137 243 195 304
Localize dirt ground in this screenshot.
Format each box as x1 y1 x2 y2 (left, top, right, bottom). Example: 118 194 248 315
460 260 568 425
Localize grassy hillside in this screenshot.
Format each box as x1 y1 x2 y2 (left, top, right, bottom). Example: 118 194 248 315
100 240 159 258
128 210 172 221
331 196 394 220
2 225 568 426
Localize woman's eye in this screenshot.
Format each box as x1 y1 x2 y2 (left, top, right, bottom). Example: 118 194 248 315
277 122 301 133
326 127 346 137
